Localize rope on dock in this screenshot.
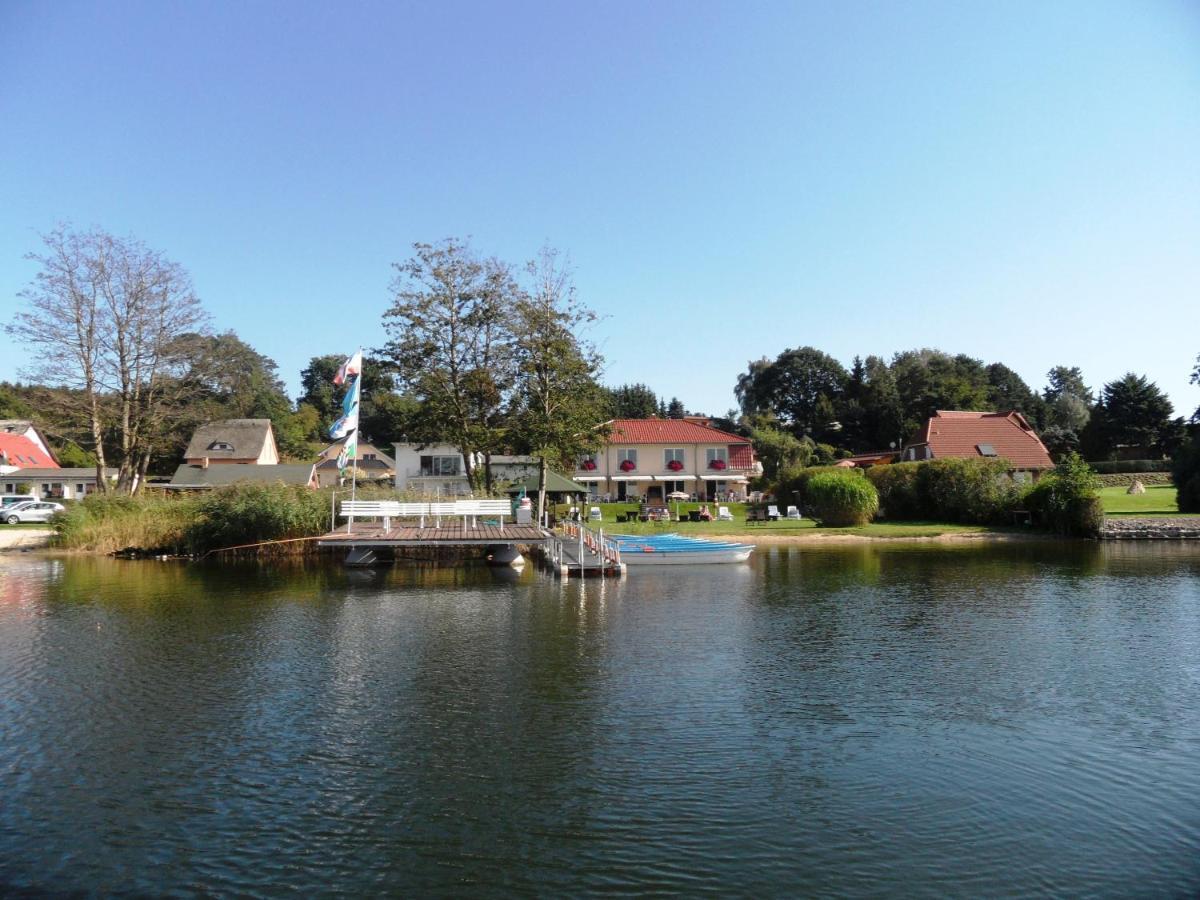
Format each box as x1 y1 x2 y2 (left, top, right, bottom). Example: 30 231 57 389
198 535 326 559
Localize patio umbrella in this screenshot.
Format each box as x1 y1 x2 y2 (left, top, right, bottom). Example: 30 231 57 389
667 490 689 522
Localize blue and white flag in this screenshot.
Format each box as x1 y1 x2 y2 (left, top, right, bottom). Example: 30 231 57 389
328 349 362 472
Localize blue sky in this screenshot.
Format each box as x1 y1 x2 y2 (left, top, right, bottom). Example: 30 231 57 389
2 0 1198 417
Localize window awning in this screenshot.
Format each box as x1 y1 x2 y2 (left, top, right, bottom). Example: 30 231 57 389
699 474 748 482
575 476 604 482
652 474 695 481
610 475 653 481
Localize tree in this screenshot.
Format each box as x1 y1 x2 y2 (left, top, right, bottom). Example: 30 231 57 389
1085 373 1175 459
509 247 608 521
986 362 1044 425
606 383 659 419
890 349 991 435
1190 354 1200 423
1043 366 1093 405
8 226 207 492
666 397 686 419
747 347 848 439
379 239 518 491
735 357 772 417
749 424 811 482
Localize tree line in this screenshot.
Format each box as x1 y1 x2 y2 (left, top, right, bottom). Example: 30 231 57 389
731 346 1196 478
7 226 1197 501
6 229 612 510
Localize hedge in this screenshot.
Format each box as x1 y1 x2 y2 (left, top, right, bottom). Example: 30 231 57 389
1025 453 1103 536
1088 459 1172 474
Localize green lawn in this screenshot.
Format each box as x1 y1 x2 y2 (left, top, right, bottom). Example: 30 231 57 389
562 503 1007 539
1100 484 1191 516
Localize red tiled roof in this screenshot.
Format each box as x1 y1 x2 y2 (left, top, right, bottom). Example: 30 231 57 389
907 411 1053 470
608 419 751 445
0 434 59 469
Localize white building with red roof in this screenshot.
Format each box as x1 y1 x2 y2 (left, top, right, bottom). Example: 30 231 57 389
576 418 759 503
901 411 1054 477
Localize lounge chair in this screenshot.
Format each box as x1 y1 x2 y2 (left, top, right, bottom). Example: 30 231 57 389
588 506 602 521
767 505 781 521
717 505 734 521
785 505 801 520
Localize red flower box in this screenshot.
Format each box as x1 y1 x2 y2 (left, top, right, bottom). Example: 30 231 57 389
666 459 684 471
581 459 597 471
708 458 727 471
619 459 637 472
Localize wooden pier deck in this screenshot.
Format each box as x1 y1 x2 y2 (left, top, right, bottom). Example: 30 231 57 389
317 524 550 547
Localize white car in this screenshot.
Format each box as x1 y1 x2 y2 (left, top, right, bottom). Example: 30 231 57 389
4 501 66 524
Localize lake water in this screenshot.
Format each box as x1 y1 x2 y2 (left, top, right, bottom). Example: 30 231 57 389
1 542 1199 896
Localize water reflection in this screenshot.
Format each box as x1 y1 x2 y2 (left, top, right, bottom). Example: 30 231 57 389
0 544 1198 896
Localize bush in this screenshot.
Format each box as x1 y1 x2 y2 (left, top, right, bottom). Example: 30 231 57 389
806 472 879 526
776 465 862 508
1089 459 1172 474
865 463 922 519
915 457 1021 524
1025 452 1103 536
1172 438 1200 513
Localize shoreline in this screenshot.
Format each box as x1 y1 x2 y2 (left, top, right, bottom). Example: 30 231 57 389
0 528 55 552
712 530 1061 546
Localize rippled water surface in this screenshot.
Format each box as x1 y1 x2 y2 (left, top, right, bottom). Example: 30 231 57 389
2 543 1199 896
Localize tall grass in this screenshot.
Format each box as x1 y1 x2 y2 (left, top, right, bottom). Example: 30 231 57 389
54 493 198 555
54 484 337 556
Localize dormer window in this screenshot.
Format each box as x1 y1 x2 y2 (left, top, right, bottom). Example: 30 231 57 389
207 441 234 452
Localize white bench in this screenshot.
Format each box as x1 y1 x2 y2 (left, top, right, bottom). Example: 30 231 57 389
339 499 514 531
340 500 403 530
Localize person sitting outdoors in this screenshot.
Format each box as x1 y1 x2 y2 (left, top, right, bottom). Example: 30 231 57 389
698 504 713 521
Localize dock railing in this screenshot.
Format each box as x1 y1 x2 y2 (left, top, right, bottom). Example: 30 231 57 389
561 521 622 570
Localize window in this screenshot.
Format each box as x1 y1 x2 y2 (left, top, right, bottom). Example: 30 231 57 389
664 480 686 494
664 448 684 466
207 441 234 452
363 453 376 461
977 444 997 457
420 455 461 476
618 449 637 465
77 484 86 495
705 448 728 464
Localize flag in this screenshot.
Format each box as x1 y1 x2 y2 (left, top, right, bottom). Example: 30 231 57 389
334 349 362 386
328 370 360 441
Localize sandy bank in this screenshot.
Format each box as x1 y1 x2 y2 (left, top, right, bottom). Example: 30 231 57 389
0 528 55 551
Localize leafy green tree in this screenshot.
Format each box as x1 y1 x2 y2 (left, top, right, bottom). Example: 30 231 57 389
509 247 608 520
986 363 1044 424
749 424 812 482
379 239 518 490
1172 435 1200 512
605 383 659 419
734 357 773 417
746 346 848 439
890 349 991 436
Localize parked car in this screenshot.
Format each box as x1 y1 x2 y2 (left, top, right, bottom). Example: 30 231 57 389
3 501 65 524
1 495 36 510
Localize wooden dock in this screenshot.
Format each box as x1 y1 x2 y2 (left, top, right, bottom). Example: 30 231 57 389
316 524 550 547
317 502 625 578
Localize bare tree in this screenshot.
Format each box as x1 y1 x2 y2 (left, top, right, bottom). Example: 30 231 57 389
9 226 208 493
